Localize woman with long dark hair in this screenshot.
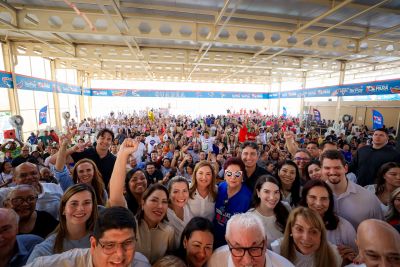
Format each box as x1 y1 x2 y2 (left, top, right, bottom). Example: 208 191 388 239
248 175 290 248
299 180 357 263
124 167 148 214
177 217 214 267
365 162 400 215
109 138 174 263
277 160 301 207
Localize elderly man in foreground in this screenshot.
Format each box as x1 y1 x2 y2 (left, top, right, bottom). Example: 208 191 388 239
208 212 294 267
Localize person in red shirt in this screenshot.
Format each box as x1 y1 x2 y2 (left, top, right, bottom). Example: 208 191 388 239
49 130 59 144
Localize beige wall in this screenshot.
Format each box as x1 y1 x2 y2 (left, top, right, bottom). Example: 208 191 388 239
305 100 400 129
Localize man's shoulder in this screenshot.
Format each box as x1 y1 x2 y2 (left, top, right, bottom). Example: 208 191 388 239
207 245 229 267
267 249 295 267
17 234 44 249
132 252 151 267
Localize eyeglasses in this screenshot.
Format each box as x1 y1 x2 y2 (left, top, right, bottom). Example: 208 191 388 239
227 240 265 257
9 195 38 206
294 157 310 161
97 238 136 255
225 170 243 178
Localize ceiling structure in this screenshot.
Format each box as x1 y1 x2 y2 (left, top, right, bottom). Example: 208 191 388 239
0 0 399 85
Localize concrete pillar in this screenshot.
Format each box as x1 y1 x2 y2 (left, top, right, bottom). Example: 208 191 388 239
299 71 307 120
277 77 282 116
335 61 346 122
50 60 62 130
77 70 86 121
3 42 20 116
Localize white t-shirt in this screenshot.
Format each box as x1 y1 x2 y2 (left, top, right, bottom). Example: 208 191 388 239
208 245 294 267
132 142 146 162
145 135 161 154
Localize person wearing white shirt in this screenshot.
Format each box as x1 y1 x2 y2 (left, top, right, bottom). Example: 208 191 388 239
321 150 384 230
271 207 342 267
145 129 161 154
24 207 151 267
200 131 215 153
187 161 217 221
166 177 193 247
344 219 400 267
207 213 294 267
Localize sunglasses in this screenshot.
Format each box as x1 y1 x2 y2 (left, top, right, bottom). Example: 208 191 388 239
225 170 243 178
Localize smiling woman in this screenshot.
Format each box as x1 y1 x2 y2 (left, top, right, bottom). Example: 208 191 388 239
271 207 342 267
167 176 193 247
26 184 98 264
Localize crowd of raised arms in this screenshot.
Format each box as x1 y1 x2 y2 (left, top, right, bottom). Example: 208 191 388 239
0 110 400 267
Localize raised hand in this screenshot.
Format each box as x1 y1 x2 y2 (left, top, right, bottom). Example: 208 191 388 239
283 131 294 140
118 138 139 157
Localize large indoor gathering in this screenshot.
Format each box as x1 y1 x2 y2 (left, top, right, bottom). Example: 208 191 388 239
0 0 399 267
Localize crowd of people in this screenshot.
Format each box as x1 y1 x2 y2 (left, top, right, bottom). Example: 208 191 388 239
0 110 400 267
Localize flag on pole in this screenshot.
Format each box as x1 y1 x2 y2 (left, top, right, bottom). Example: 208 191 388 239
282 107 287 118
313 108 321 122
38 105 48 125
372 109 384 129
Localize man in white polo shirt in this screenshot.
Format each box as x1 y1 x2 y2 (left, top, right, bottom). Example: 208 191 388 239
208 213 294 267
321 150 383 229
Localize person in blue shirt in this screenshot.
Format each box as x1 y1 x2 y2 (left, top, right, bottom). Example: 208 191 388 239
213 157 252 248
0 208 43 267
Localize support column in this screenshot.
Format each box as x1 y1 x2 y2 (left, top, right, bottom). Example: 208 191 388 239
3 42 20 115
335 61 346 122
87 75 92 118
77 70 85 121
50 60 62 130
277 76 282 116
299 71 307 120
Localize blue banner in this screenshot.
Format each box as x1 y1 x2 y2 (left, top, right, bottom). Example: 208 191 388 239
313 108 321 122
372 110 384 129
38 105 48 125
1 71 400 100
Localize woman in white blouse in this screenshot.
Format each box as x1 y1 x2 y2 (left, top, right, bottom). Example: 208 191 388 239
167 176 193 247
187 161 217 221
365 162 400 215
248 175 290 249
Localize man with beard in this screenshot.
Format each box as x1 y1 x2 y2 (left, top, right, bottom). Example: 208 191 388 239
350 128 400 186
321 150 383 229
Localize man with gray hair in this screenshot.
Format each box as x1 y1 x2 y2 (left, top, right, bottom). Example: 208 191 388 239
0 208 43 267
208 213 294 267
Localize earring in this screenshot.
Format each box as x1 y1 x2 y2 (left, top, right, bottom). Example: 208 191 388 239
290 234 293 237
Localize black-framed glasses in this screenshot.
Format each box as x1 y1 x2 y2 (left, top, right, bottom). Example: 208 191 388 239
9 195 38 206
225 170 243 178
97 238 136 255
227 240 265 257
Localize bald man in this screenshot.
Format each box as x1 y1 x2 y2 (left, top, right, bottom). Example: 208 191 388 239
0 162 63 219
346 219 400 267
0 208 43 267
